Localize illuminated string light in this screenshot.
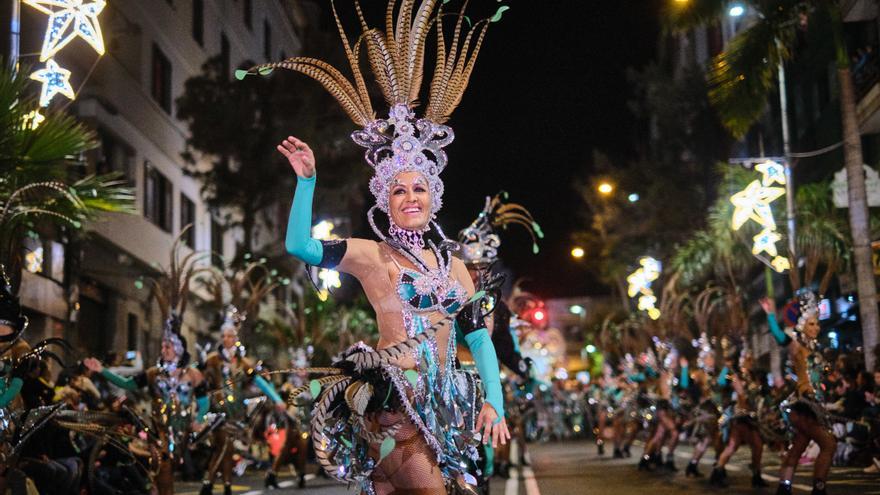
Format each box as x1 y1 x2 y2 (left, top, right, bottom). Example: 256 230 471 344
21 110 46 130
30 59 75 106
25 0 106 61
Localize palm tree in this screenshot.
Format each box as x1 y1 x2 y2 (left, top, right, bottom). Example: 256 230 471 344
668 1 879 370
0 62 134 291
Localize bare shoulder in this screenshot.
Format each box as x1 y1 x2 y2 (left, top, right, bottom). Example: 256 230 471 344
338 238 383 276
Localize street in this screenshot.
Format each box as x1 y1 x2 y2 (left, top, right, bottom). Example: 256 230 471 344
177 439 880 495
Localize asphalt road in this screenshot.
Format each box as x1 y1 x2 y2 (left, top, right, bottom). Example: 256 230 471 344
176 439 880 494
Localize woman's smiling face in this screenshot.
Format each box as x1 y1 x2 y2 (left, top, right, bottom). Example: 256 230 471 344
388 171 431 231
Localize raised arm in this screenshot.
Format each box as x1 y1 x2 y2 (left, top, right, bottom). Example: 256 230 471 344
278 137 375 276
760 297 791 346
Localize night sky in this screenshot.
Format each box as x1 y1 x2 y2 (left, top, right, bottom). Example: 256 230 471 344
320 0 663 298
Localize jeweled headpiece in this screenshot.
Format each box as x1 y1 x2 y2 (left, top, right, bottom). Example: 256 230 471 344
243 0 505 218
220 305 245 337
795 288 819 334
162 313 185 359
458 192 543 267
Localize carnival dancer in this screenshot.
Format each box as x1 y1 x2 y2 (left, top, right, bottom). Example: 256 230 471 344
199 264 287 493
200 306 286 495
84 232 209 495
707 345 768 488
242 1 511 492
683 334 723 478
761 291 836 495
638 351 687 472
458 192 542 482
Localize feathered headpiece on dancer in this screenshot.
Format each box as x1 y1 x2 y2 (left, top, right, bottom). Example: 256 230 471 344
240 0 508 230
205 261 280 357
458 192 544 268
149 226 209 367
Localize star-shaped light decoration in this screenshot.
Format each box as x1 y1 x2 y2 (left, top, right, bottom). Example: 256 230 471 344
24 0 106 61
730 180 785 230
30 59 75 106
771 256 791 273
754 160 787 186
752 228 782 257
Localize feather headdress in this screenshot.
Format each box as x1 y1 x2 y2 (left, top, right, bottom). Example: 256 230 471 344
148 226 209 362
205 260 280 343
241 0 506 216
458 192 544 267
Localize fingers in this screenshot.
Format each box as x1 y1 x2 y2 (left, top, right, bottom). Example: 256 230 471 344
482 415 493 445
492 422 500 448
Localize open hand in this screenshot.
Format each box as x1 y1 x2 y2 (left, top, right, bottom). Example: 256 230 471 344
758 297 775 315
277 136 315 178
475 403 511 448
83 357 104 373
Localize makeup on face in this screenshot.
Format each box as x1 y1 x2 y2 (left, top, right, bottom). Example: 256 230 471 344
389 172 431 229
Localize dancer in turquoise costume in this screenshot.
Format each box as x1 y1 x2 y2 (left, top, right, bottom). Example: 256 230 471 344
761 291 836 495
241 1 511 492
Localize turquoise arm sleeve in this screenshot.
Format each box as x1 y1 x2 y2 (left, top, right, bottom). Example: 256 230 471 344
629 373 646 383
196 395 210 422
0 377 23 407
463 327 505 420
680 366 689 389
254 375 283 404
766 314 789 345
101 369 137 391
284 175 323 265
718 367 729 387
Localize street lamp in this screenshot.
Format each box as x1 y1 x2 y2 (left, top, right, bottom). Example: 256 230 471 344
728 4 745 17
571 247 585 259
597 182 614 195
628 193 640 203
569 305 584 315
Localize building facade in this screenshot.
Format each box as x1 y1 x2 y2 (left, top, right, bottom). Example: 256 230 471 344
4 0 305 362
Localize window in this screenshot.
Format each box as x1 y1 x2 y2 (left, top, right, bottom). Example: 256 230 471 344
144 162 173 232
210 216 224 267
127 313 138 351
192 0 204 46
96 131 134 184
263 19 272 60
244 0 253 29
220 33 230 80
180 194 196 248
151 44 172 113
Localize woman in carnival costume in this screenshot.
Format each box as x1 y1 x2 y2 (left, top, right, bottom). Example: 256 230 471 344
683 333 722 478
457 192 543 482
84 232 210 495
201 306 286 494
707 342 769 488
761 290 836 495
199 264 287 494
241 1 511 493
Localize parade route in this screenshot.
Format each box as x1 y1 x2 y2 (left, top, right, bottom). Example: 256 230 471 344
176 438 879 494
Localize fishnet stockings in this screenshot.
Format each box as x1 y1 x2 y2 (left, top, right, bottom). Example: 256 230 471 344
369 412 445 495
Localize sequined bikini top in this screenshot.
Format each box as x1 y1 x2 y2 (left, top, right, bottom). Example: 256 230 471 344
153 372 194 406
396 268 467 316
